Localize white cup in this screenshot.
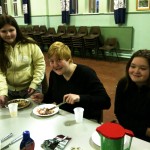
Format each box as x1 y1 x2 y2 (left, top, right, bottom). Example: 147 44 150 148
8 103 18 117
73 107 84 123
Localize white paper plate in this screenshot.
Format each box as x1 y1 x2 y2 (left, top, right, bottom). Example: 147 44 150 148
91 131 129 147
33 104 59 116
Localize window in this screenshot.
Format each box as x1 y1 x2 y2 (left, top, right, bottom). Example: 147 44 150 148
4 0 8 14
70 0 78 14
13 0 18 16
89 0 99 13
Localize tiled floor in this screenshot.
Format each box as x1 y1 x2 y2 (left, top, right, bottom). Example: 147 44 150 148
44 52 127 123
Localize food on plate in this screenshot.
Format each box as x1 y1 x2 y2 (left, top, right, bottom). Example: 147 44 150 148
7 99 30 108
37 107 54 115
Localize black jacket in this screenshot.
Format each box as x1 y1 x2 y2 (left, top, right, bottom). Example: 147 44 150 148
43 64 111 122
115 77 150 142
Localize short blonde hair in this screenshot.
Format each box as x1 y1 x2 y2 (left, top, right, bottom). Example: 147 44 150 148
48 41 73 62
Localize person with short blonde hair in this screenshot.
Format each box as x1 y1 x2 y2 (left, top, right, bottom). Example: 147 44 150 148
47 41 73 63
32 41 111 122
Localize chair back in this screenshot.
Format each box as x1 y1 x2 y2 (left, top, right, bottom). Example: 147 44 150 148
89 26 101 36
26 26 33 33
47 27 56 35
33 25 40 33
57 25 66 34
105 38 117 47
66 25 77 36
99 38 119 61
77 26 88 36
41 27 56 46
19 26 26 35
25 26 33 38
39 25 47 34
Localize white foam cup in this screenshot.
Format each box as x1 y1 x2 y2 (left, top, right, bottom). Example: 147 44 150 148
73 107 84 123
8 103 18 117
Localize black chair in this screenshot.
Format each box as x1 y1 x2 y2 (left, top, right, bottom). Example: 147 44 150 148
41 27 56 49
33 36 43 49
52 25 66 42
61 25 77 49
32 25 40 34
33 25 47 49
25 26 34 38
71 26 88 57
44 27 56 36
83 26 103 58
99 38 119 61
19 26 26 35
39 25 47 34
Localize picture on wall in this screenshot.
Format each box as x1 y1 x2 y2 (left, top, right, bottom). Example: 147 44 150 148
136 0 150 10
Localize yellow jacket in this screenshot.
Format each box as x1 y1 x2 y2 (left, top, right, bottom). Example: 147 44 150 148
0 42 46 96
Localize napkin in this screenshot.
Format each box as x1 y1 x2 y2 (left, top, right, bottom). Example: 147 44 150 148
41 135 71 150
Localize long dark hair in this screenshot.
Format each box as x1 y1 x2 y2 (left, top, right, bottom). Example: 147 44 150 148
0 15 37 74
125 49 150 88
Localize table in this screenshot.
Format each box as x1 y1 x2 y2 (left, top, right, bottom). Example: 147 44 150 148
0 100 150 150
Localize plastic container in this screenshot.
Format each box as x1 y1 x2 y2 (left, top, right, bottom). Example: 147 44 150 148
96 122 134 150
20 131 35 150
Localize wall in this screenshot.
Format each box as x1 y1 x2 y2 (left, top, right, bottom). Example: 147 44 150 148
11 0 150 57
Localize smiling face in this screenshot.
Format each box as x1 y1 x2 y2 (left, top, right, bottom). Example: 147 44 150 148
49 54 70 75
129 57 150 86
0 24 17 45
47 41 73 75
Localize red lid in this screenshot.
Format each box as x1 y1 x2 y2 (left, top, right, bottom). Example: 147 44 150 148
96 122 125 139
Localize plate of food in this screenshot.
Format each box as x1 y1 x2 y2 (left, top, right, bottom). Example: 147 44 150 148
91 131 129 147
6 99 31 109
33 104 59 116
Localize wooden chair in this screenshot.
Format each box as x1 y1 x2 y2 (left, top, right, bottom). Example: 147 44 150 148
99 38 119 61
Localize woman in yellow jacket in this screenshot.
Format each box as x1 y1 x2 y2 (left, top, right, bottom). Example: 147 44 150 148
0 15 45 107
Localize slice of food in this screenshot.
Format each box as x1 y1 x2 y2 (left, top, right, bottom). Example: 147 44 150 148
37 107 55 115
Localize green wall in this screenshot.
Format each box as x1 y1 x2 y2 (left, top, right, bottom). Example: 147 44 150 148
13 0 150 58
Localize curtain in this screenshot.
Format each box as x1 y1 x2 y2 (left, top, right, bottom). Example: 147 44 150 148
22 0 31 24
60 0 70 24
114 0 126 24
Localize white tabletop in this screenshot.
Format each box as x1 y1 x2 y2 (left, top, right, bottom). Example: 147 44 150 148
0 100 150 150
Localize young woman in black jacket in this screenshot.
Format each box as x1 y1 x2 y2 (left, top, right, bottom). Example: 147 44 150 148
115 49 150 142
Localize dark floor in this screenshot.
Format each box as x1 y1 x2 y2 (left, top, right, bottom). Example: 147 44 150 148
44 52 127 123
